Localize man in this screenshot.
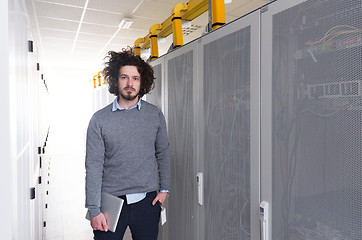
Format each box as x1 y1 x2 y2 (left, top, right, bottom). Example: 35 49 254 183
85 50 171 240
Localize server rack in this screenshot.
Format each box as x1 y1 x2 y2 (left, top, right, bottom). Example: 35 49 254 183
166 41 198 240
261 0 362 239
148 52 169 240
150 8 260 240
199 10 260 240
146 58 164 111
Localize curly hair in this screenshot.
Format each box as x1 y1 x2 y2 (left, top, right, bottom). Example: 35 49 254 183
103 49 155 98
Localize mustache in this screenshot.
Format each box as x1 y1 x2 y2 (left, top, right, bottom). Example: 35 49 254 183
123 86 136 91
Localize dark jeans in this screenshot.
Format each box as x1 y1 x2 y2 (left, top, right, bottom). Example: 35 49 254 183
94 191 161 240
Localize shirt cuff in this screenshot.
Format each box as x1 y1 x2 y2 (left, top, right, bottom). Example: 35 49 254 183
160 190 169 193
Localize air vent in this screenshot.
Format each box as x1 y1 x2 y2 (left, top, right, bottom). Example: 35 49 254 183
182 22 202 36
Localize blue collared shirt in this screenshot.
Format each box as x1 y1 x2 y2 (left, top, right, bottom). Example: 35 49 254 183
112 96 142 112
112 97 168 204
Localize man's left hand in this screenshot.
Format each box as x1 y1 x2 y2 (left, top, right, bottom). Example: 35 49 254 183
152 192 168 206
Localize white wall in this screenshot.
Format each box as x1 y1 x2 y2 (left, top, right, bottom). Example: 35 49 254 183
2 0 47 239
0 0 12 239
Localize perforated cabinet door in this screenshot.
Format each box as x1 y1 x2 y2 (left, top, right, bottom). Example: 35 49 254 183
149 56 168 240
261 0 362 239
200 10 260 240
165 42 198 240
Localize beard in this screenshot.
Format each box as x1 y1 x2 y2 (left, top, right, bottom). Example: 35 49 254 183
119 87 139 101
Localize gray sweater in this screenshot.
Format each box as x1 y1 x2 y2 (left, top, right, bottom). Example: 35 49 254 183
85 100 171 218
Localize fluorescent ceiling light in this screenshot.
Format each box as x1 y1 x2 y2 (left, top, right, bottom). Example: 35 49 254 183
119 18 133 29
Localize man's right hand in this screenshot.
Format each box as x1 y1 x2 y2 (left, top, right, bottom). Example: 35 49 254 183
90 213 108 232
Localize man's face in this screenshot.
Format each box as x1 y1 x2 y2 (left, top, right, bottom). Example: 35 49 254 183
118 65 141 101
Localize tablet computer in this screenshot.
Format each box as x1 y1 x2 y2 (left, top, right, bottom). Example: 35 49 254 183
86 192 124 232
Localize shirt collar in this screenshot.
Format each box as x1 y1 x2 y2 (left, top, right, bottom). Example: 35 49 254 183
112 97 141 112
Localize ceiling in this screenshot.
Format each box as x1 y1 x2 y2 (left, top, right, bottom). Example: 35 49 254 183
25 0 267 74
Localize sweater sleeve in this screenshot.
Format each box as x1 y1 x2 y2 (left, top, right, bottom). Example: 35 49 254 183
85 114 105 218
155 110 171 191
